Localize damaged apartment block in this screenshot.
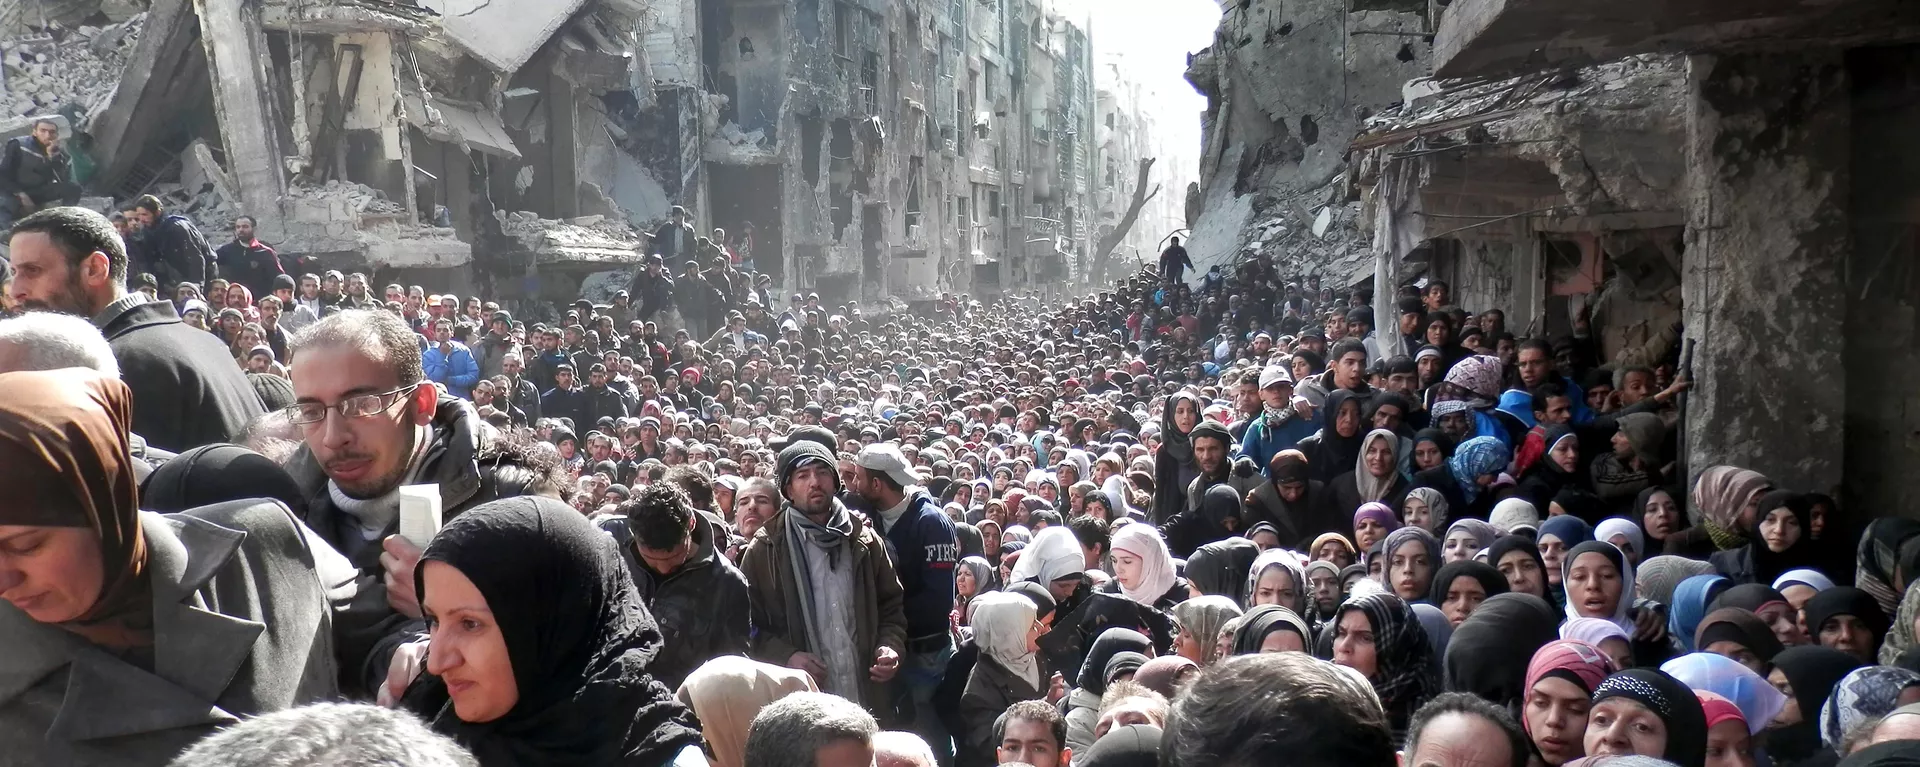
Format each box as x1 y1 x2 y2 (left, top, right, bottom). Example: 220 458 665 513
3 0 1180 306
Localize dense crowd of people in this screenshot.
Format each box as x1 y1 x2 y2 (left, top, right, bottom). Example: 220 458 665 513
2 202 1919 767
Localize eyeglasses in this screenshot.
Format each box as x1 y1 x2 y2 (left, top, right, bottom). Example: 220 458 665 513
286 383 422 425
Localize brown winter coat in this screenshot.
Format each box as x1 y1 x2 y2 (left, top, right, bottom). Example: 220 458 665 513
740 504 909 712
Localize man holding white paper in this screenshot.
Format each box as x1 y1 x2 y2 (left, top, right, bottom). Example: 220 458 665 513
281 309 568 699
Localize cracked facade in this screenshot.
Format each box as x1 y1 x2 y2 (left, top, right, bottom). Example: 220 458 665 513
1189 0 1920 515
1 0 1189 306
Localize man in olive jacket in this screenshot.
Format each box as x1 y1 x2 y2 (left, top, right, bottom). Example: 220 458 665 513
741 439 908 716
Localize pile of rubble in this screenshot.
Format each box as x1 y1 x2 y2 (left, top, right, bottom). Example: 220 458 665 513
288 179 408 216
497 211 645 264
0 15 141 122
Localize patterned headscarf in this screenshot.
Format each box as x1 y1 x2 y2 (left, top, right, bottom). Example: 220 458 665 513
1449 437 1510 503
1883 585 1920 666
1443 355 1505 406
1638 556 1717 606
1689 465 1772 551
1340 591 1436 737
1381 526 1442 599
1591 669 1709 766
1405 487 1451 533
1171 596 1243 666
1442 519 1500 558
1857 519 1920 617
1822 666 1920 750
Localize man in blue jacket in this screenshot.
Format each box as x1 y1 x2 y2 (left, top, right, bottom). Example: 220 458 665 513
1237 365 1317 474
849 443 958 762
421 317 480 399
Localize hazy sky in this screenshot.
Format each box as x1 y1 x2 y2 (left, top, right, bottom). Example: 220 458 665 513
1071 0 1222 180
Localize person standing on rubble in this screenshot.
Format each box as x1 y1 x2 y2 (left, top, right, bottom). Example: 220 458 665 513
1159 236 1194 286
214 215 285 299
653 204 698 262
0 118 81 228
630 252 677 326
131 194 217 289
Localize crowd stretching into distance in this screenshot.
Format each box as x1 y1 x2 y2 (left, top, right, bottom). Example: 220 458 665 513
0 204 1916 767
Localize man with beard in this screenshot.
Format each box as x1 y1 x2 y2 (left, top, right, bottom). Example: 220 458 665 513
213 215 284 298
7 206 263 451
581 362 631 425
285 309 565 699
741 439 908 714
849 443 959 760
342 273 380 310
1166 421 1261 555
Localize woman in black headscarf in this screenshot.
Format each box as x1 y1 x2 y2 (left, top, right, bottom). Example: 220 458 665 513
1768 646 1866 766
1185 537 1261 605
1151 392 1204 524
1693 608 1785 675
1585 669 1708 766
1443 593 1559 715
403 496 704 767
140 443 308 517
1430 560 1511 627
1489 535 1551 601
1803 587 1891 664
1244 449 1343 550
1230 604 1313 654
1296 390 1369 484
1166 484 1246 557
1633 486 1689 557
1516 424 1585 512
1063 627 1154 752
1332 591 1436 740
1712 489 1818 586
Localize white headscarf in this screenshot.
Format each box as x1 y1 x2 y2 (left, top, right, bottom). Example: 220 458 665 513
1594 517 1647 561
969 592 1042 689
1110 523 1177 606
1011 526 1086 586
1102 474 1138 520
1489 498 1542 535
1246 549 1309 615
1352 429 1403 503
1561 541 1638 631
1773 568 1836 593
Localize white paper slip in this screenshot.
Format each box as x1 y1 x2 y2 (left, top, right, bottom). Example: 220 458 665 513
398 484 443 546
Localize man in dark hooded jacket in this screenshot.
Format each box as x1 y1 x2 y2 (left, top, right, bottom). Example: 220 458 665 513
598 482 751 688
1165 421 1260 556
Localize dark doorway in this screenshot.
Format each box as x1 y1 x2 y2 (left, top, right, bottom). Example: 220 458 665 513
708 163 785 286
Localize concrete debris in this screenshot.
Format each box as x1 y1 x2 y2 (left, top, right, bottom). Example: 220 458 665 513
496 210 644 264
703 121 772 163
0 14 142 124
287 179 407 216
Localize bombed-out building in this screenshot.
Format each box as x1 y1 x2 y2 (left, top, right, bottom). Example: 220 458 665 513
1 0 1180 308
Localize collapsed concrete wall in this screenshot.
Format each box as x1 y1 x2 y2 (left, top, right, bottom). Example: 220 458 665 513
1185 0 1430 284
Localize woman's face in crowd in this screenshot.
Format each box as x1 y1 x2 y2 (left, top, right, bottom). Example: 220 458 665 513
1112 551 1143 590
1809 499 1830 539
1317 540 1353 568
1426 320 1451 347
1253 568 1297 608
1759 506 1801 553
1310 570 1341 613
1175 621 1208 664
1704 639 1765 675
1403 497 1432 531
1084 499 1111 522
1584 698 1667 760
1363 436 1394 479
1250 529 1280 551
1354 518 1388 551
0 524 104 624
1598 638 1634 670
1642 490 1681 540
1389 544 1433 602
1332 610 1377 678
1413 441 1444 471
1260 629 1305 654
956 567 977 598
1173 400 1198 432
1292 356 1314 383
1498 549 1546 598
1539 536 1571 584
1705 720 1754 767
1441 530 1479 563
1550 437 1580 474
1565 551 1623 619
422 561 518 723
1334 400 1362 439
1526 675 1592 766
1440 575 1487 627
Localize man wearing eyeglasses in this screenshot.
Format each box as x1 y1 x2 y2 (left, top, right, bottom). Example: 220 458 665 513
283 309 568 700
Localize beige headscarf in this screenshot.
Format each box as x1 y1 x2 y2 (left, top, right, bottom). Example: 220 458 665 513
971 591 1043 689
674 655 817 767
